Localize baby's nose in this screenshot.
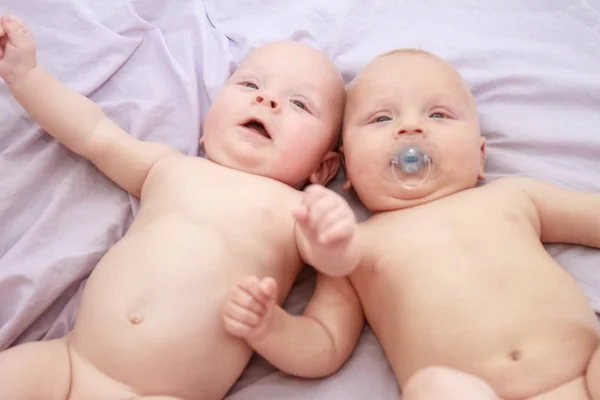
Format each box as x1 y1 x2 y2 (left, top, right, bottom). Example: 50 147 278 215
256 94 279 110
396 123 424 136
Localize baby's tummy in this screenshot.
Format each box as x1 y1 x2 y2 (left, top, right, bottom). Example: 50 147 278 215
366 257 600 399
70 220 269 400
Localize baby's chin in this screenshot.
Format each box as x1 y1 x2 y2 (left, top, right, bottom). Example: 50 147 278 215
356 183 467 213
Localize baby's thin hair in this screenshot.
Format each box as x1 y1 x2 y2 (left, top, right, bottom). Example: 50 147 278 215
378 48 440 61
345 48 435 96
380 48 429 56
377 47 476 105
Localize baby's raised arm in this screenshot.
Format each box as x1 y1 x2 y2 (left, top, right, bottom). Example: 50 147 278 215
0 15 178 198
502 177 600 248
294 185 364 277
223 274 364 378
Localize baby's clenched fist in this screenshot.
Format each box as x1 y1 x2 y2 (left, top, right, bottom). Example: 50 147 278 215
223 276 278 341
0 15 37 84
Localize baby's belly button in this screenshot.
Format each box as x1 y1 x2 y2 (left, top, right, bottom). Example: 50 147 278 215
483 339 556 375
117 291 221 331
127 311 144 326
115 292 152 327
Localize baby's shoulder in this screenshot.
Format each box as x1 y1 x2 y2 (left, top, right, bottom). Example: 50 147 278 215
153 153 207 170
476 176 541 218
480 176 538 199
141 154 207 191
151 154 226 181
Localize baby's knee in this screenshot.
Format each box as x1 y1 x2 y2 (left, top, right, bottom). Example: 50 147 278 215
403 366 499 400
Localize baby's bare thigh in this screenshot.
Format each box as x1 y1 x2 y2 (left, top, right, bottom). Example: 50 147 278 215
586 345 600 400
133 397 184 400
527 377 590 400
0 338 71 400
531 346 600 400
68 337 139 400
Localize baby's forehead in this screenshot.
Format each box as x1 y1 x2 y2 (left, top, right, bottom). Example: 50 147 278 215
240 41 327 70
239 48 336 85
360 52 462 87
348 52 473 105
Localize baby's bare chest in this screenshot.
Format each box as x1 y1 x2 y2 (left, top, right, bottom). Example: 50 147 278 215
98 159 303 295
353 193 599 392
353 190 592 330
373 195 535 262
116 159 304 280
355 191 558 304
141 157 299 231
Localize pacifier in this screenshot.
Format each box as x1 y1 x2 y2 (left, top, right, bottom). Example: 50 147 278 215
390 141 438 190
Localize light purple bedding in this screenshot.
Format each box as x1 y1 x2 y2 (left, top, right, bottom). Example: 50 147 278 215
1 0 599 398
0 0 224 346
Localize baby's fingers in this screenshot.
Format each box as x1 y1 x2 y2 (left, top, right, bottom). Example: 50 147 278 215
1 15 34 53
230 285 265 315
308 195 339 227
2 16 24 40
258 276 277 300
223 314 256 338
293 205 310 226
238 275 273 306
319 218 355 244
223 277 278 339
0 28 6 59
312 205 345 236
303 184 329 207
224 300 263 327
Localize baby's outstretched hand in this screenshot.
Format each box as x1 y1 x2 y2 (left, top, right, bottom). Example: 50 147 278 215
223 276 277 341
0 15 37 84
294 184 356 247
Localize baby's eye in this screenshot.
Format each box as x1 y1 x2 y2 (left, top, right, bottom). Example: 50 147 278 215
429 112 447 119
291 100 306 110
244 82 259 89
375 116 391 123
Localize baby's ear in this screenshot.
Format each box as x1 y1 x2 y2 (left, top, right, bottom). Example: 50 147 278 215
338 145 352 190
478 136 487 180
309 151 340 186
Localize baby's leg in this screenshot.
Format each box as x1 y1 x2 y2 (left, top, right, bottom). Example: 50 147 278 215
587 345 600 399
136 397 184 400
0 338 71 400
402 366 500 400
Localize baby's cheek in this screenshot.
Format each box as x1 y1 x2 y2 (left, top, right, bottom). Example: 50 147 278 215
279 141 321 173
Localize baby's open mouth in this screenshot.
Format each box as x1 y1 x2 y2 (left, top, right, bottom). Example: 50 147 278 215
243 119 271 139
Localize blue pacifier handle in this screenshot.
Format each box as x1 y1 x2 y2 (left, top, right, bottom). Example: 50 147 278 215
392 145 431 174
389 144 435 190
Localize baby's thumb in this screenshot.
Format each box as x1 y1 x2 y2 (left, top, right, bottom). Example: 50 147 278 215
2 15 31 49
259 277 278 301
292 205 310 226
